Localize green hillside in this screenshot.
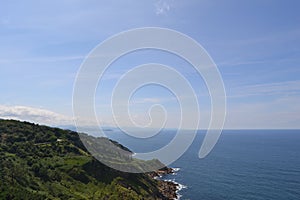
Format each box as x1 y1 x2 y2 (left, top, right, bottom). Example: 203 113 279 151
0 119 170 200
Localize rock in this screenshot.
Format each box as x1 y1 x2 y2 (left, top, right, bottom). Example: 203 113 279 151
148 167 178 200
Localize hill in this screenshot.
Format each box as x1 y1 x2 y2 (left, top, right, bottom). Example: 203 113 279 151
0 119 176 199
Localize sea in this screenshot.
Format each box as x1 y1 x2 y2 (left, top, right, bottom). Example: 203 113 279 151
105 129 300 200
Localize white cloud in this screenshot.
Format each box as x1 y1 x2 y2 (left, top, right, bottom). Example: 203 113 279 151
218 57 299 68
217 59 269 68
229 80 300 98
0 55 84 64
225 95 300 129
0 105 73 126
224 80 300 129
155 0 172 15
0 105 115 128
130 97 176 104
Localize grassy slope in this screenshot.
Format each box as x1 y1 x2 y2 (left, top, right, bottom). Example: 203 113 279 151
0 119 167 200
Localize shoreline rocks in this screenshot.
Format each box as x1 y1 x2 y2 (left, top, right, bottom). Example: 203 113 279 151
148 167 180 200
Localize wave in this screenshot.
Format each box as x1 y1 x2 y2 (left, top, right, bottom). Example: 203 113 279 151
172 167 180 175
163 178 187 200
172 167 181 172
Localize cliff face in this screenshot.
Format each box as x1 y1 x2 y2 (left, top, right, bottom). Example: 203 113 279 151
0 119 175 200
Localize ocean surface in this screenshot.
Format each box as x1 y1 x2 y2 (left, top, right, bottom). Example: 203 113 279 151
105 130 300 200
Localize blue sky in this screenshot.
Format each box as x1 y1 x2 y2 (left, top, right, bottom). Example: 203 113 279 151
0 0 300 129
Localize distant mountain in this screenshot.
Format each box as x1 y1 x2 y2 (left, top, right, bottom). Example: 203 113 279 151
0 119 176 199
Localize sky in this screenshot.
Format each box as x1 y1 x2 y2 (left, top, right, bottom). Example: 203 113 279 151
0 0 300 129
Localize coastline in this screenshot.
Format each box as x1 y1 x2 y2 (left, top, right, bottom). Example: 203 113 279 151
148 167 185 200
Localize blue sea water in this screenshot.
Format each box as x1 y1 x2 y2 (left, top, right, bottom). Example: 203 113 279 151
106 130 300 200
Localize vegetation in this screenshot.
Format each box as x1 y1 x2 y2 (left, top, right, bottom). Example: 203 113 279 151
0 119 168 199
